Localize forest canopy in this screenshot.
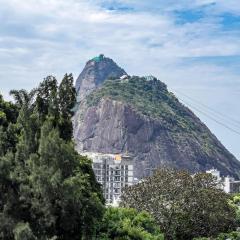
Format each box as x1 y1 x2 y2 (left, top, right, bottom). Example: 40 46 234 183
0 74 104 240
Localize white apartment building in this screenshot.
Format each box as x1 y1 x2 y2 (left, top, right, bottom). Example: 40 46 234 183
206 168 221 181
83 152 135 205
206 168 240 194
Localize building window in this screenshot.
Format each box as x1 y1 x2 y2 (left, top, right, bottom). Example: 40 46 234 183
114 188 120 193
115 176 120 181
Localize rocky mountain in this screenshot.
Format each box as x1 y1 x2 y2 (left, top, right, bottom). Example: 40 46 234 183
73 55 240 179
75 54 126 101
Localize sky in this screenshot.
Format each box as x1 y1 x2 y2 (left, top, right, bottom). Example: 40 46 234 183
0 0 240 159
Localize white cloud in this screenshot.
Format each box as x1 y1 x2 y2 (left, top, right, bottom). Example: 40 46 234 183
1 0 239 90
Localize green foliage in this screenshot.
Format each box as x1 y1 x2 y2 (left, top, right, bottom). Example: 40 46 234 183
0 110 7 125
34 74 76 141
58 73 76 140
216 232 240 240
36 76 58 119
86 77 220 155
229 194 240 226
233 195 240 204
13 223 36 240
194 231 240 240
0 75 104 239
0 94 18 125
21 121 104 239
121 169 236 240
96 207 164 240
0 93 19 156
86 77 196 131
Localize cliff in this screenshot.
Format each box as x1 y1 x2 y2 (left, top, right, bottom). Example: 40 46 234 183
75 54 126 101
73 58 240 179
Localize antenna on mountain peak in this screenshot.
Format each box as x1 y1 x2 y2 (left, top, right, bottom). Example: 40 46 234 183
92 54 105 62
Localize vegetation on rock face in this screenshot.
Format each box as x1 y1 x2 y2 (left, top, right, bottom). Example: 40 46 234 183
0 74 104 240
85 76 236 171
86 76 197 131
86 77 220 152
96 207 164 240
121 168 236 240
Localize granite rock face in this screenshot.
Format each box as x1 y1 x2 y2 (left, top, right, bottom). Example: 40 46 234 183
75 55 126 101
74 98 240 179
73 56 240 179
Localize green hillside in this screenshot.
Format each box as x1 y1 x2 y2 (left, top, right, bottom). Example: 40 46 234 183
87 77 198 129
86 76 219 153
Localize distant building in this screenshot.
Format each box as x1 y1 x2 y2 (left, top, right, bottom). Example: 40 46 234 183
206 168 221 182
144 75 156 81
223 176 240 193
84 152 136 205
91 54 105 63
120 74 129 80
206 168 240 194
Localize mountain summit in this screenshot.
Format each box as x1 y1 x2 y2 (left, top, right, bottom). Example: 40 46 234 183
73 56 240 179
75 54 126 101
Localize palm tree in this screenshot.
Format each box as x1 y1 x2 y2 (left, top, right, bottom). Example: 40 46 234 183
10 89 36 109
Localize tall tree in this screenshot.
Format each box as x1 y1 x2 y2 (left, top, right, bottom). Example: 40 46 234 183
0 75 104 239
121 169 236 240
0 93 19 240
36 76 59 123
24 120 104 239
0 93 19 156
58 73 76 141
59 73 76 118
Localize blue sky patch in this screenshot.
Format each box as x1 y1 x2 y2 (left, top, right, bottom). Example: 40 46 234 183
220 13 240 30
101 1 134 12
174 9 205 24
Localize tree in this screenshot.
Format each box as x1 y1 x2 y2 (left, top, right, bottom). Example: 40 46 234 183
96 207 164 240
10 89 36 109
194 231 240 240
13 223 36 240
0 93 19 156
35 74 76 141
58 74 76 118
0 75 105 239
228 193 240 228
23 120 104 239
36 76 58 116
121 169 236 240
58 73 76 141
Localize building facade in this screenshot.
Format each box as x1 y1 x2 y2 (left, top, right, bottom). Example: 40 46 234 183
206 168 240 194
84 152 135 205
